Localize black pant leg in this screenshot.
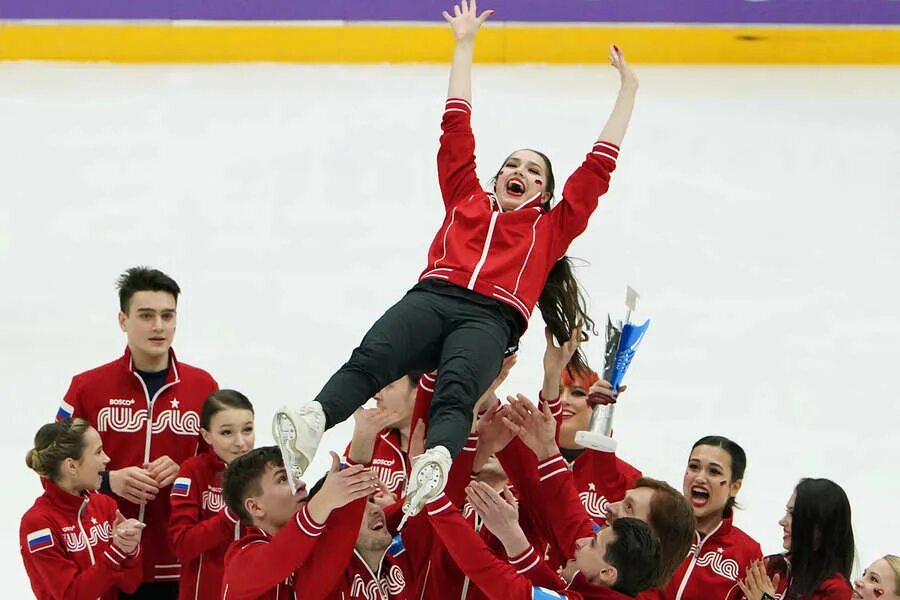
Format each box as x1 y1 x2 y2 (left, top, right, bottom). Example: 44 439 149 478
313 289 446 428
426 302 512 457
120 582 179 600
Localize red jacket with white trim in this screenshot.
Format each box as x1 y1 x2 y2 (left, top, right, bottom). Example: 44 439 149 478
325 550 414 600
424 492 633 600
20 479 142 600
637 516 762 600
169 449 248 600
221 498 366 600
723 553 852 600
421 98 619 327
60 347 218 582
345 428 410 499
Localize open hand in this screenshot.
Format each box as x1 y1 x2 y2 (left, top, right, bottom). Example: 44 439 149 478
442 0 494 43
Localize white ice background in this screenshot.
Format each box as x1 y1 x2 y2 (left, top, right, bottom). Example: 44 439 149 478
1 62 899 597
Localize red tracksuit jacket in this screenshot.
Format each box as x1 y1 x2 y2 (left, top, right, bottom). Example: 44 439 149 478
420 97 619 326
60 347 218 582
638 516 762 600
497 395 641 571
724 553 852 600
169 449 247 600
424 491 633 600
221 499 366 600
20 479 142 600
345 428 409 498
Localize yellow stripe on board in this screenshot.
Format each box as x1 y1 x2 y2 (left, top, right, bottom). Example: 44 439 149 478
1 22 898 64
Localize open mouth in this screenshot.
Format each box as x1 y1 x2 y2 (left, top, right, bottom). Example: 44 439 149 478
369 514 386 531
505 177 526 198
561 409 576 420
689 486 710 507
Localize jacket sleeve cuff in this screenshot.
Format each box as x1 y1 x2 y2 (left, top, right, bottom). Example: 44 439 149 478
295 504 327 536
537 454 568 482
538 391 562 418
424 493 454 516
507 545 541 574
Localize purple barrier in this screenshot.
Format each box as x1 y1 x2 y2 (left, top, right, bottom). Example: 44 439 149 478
1 0 899 24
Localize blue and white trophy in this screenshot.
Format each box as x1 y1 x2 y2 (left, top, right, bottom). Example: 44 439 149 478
575 286 650 453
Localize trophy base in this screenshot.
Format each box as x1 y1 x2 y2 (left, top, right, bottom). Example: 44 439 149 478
575 430 618 453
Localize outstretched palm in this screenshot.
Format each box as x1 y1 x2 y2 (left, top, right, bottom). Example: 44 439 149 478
443 0 494 42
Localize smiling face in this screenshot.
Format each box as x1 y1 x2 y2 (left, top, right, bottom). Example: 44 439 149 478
68 427 110 491
854 559 899 600
777 490 796 551
558 368 600 450
494 150 550 211
683 445 741 529
606 487 655 524
119 290 177 367
201 407 255 465
356 496 393 553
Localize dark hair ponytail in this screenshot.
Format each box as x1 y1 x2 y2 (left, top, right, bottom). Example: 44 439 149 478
537 256 596 375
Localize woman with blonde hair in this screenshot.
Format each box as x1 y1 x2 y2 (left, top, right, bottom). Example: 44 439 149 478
853 555 900 600
20 418 144 599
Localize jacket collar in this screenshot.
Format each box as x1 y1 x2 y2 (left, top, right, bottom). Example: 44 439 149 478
41 478 90 513
120 346 181 383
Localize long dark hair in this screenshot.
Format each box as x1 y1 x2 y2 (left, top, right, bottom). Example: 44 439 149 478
691 435 747 518
786 478 854 598
538 256 595 375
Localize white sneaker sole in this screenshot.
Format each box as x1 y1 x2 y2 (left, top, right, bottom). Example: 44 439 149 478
272 410 310 494
402 461 444 518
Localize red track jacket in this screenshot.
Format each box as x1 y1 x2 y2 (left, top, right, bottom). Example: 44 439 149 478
169 449 247 600
20 480 142 600
421 98 619 326
60 347 218 582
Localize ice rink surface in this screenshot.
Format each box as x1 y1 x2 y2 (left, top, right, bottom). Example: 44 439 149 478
1 60 899 596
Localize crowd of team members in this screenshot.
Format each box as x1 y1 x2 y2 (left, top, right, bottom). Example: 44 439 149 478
15 3 897 599
19 267 899 600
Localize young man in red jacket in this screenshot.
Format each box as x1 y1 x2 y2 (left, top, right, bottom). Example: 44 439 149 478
58 266 218 598
220 446 381 600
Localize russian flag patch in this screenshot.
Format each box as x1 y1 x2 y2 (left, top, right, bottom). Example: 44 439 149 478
171 477 191 497
56 400 74 420
26 529 54 553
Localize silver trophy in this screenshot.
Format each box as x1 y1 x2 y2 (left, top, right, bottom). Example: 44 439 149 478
574 286 642 453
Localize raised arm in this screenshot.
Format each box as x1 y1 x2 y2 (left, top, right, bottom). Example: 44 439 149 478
548 46 639 251
443 0 493 103
437 1 493 208
597 45 638 147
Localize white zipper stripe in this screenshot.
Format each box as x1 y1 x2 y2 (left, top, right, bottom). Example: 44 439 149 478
467 212 499 289
513 213 542 294
674 523 723 600
77 497 96 566
194 552 203 600
434 207 457 268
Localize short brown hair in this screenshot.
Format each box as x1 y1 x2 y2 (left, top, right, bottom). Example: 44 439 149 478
636 477 697 588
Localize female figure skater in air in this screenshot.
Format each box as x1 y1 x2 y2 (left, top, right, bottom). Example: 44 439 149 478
274 0 639 519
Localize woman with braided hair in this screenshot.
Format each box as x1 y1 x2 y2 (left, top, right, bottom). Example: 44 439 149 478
20 418 145 599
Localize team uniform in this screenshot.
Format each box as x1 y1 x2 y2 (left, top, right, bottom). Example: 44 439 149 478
60 347 218 584
497 393 641 571
20 479 142 600
168 449 247 600
423 488 633 600
308 98 620 459
221 499 366 600
725 553 852 600
638 517 761 600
